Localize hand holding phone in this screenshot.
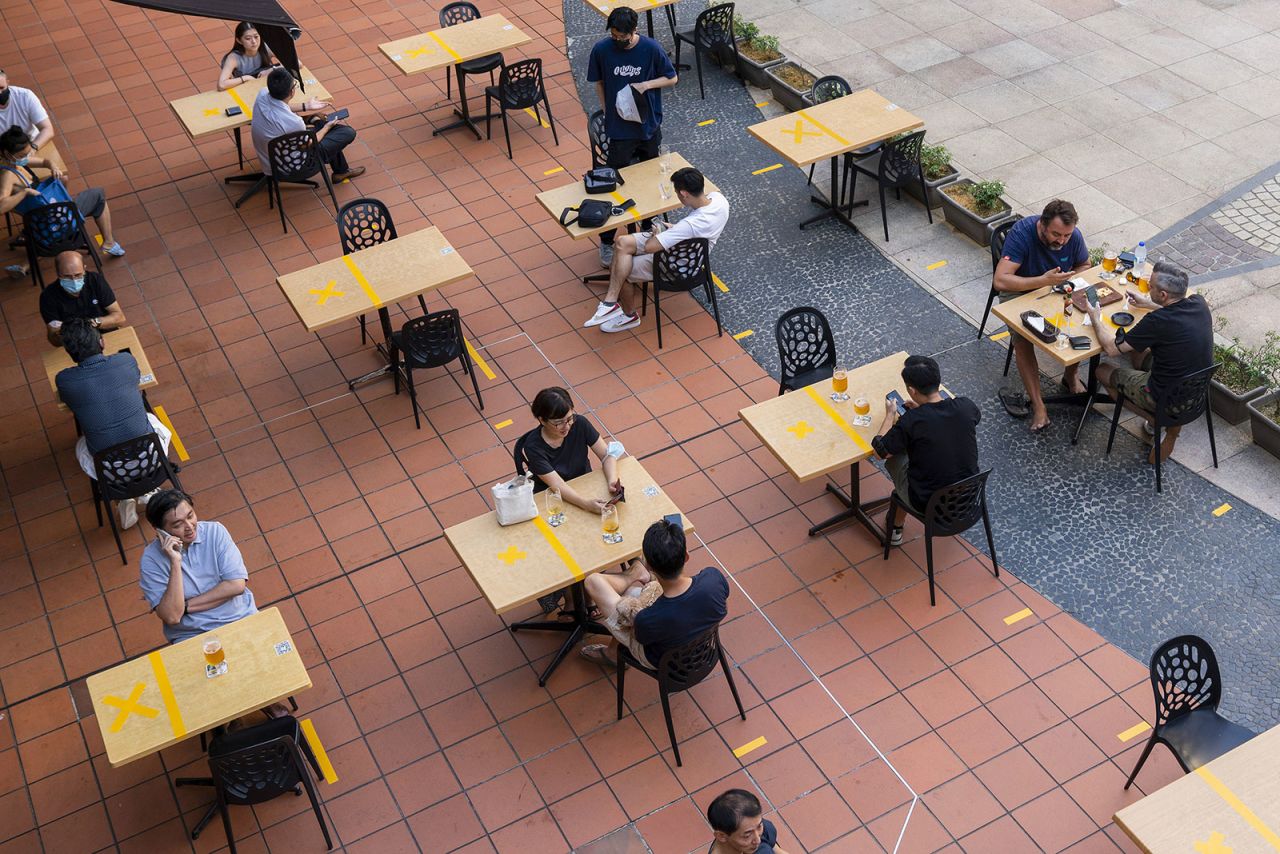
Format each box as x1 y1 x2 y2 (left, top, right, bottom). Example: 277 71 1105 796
886 389 906 417
663 513 682 528
326 107 350 124
1085 285 1100 309
157 530 182 558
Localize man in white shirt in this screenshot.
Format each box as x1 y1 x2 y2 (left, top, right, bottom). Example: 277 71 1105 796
587 167 729 333
250 68 364 182
0 71 54 149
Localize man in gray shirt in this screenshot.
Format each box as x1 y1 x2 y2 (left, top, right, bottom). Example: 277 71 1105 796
250 67 363 182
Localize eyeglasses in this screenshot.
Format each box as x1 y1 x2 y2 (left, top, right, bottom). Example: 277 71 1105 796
545 412 575 429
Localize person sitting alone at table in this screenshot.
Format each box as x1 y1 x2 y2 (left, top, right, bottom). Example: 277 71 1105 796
584 167 730 333
708 788 792 854
218 21 279 90
40 250 125 346
56 318 172 529
993 199 1090 432
1084 260 1212 463
250 67 365 184
871 355 981 547
139 489 259 644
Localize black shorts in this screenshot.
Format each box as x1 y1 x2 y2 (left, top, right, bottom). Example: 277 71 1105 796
75 188 106 220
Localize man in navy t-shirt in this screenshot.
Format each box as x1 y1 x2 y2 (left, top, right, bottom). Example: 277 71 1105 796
633 519 728 667
586 6 677 267
993 198 1090 432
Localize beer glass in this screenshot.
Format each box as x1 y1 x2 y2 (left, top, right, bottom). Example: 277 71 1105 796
831 368 849 401
1100 250 1118 279
601 505 620 543
546 488 563 523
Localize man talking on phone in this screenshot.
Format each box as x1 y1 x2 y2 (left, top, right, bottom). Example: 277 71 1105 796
251 67 364 183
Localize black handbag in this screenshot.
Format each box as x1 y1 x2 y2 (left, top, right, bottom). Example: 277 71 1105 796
584 167 624 194
560 199 615 228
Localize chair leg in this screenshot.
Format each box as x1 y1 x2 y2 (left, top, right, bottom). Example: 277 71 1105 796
444 67 452 101
417 295 428 315
406 365 420 430
705 280 723 338
881 495 898 560
298 763 334 849
543 95 559 147
718 648 746 720
640 281 649 316
1002 340 1014 377
1106 392 1125 456
359 315 367 346
806 163 815 187
390 343 401 395
921 175 933 223
276 180 288 234
321 168 339 216
673 37 682 72
979 290 996 339
217 796 236 854
106 497 127 565
91 477 103 527
653 285 663 349
501 108 512 160
485 93 493 140
660 689 681 766
1205 406 1218 468
695 48 705 100
462 352 484 410
615 654 627 721
1124 734 1159 790
878 182 890 242
981 503 998 577
924 532 937 606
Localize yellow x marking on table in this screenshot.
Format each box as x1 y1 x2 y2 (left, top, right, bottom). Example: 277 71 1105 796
1194 831 1232 854
102 683 159 732
203 108 221 117
784 119 825 144
787 420 813 439
406 46 434 57
498 545 527 565
309 280 346 305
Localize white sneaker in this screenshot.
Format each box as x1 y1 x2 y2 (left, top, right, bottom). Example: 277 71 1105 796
601 312 640 333
137 488 159 509
889 526 903 546
598 244 614 268
585 302 623 328
1142 420 1155 437
119 498 138 530
103 242 126 257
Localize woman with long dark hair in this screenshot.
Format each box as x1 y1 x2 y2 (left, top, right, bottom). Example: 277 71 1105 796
218 21 279 90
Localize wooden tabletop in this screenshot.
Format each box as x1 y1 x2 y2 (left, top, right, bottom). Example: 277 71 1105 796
87 607 310 767
991 266 1154 368
444 456 692 615
1114 723 1279 853
276 227 473 331
35 140 66 174
379 15 531 75
534 152 719 240
169 67 331 139
739 352 911 483
587 0 680 16
43 326 157 406
747 89 924 168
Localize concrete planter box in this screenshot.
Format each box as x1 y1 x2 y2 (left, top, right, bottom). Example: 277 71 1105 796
905 165 960 209
1210 363 1268 425
733 39 784 89
1246 390 1280 459
938 179 1011 247
765 62 817 112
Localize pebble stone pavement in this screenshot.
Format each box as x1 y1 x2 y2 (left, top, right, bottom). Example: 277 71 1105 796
1150 162 1280 278
564 0 1280 733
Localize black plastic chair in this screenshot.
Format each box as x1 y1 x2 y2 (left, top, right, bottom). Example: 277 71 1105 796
982 216 1021 377
484 59 559 159
775 307 836 395
882 468 996 606
638 238 722 350
674 2 740 100
22 202 102 290
588 109 610 169
1124 635 1254 790
1105 363 1219 493
388 309 483 429
843 130 931 242
177 715 331 851
337 198 428 346
92 433 183 564
440 2 502 115
806 76 851 189
616 626 744 766
267 130 339 234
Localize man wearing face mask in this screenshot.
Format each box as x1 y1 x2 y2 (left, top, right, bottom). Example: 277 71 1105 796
584 7 677 271
0 71 54 150
39 251 126 346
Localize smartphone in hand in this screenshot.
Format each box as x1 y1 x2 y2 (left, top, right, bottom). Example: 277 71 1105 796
326 107 350 123
886 389 907 416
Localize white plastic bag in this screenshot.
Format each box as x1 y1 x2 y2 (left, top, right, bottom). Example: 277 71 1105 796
615 85 642 123
493 474 538 526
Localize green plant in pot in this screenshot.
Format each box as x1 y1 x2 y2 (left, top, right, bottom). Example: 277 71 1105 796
1243 331 1280 459
938 178 1011 246
732 20 784 88
1209 331 1270 425
906 142 960 209
765 59 819 112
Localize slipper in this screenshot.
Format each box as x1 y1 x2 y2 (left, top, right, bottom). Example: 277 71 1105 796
998 387 1030 419
580 644 616 667
1060 378 1085 395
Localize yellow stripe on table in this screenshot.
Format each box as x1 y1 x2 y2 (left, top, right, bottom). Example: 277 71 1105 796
534 516 584 582
609 191 641 220
803 385 872 454
794 109 851 147
226 87 252 118
427 30 463 61
148 651 187 739
1196 767 1280 849
341 256 383 308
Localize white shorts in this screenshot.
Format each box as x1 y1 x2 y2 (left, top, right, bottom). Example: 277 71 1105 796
628 231 654 282
76 413 172 479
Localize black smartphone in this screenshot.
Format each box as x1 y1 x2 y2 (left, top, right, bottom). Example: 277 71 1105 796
886 389 906 416
938 386 953 401
664 513 682 528
224 105 243 117
327 107 350 123
605 485 626 506
1085 285 1100 309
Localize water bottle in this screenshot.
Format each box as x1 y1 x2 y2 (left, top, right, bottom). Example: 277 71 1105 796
1133 241 1147 272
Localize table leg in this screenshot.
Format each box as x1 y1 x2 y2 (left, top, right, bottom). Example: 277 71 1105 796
1071 353 1103 445
800 155 866 230
346 307 399 388
432 67 490 140
510 582 607 687
808 461 891 542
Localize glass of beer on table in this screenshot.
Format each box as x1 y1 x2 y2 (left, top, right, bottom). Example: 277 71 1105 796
831 368 849 401
546 487 563 523
1100 249 1118 279
203 635 226 675
853 394 870 416
601 505 620 543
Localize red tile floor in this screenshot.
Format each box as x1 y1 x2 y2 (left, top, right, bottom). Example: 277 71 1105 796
0 1 1187 851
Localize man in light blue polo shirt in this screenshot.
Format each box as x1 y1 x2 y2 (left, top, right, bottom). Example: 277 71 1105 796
139 490 258 643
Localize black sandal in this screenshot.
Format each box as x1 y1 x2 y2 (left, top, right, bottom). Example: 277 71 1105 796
998 387 1030 419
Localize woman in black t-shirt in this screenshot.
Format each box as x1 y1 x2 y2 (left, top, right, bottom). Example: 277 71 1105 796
521 387 622 510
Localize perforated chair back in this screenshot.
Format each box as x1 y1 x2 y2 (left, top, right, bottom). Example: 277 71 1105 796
694 3 736 50
922 468 991 538
990 216 1020 272
494 59 545 109
654 626 724 694
810 75 851 104
337 198 397 255
440 1 481 27
93 434 176 502
399 310 464 370
268 130 323 182
1156 363 1218 427
588 109 610 168
878 130 926 188
23 202 87 256
653 238 711 293
1148 635 1223 728
775 307 836 391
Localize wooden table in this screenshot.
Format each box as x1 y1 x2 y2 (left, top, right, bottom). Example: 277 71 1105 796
42 326 157 409
739 351 910 539
1114 724 1278 853
276 226 473 387
379 15 531 139
86 607 309 767
747 89 923 230
169 67 332 205
992 265 1153 444
445 456 691 685
585 0 680 42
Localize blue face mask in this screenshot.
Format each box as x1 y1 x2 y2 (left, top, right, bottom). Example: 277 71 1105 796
59 276 85 295
13 156 28 167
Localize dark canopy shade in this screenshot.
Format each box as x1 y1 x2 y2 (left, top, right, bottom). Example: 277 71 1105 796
111 0 305 89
